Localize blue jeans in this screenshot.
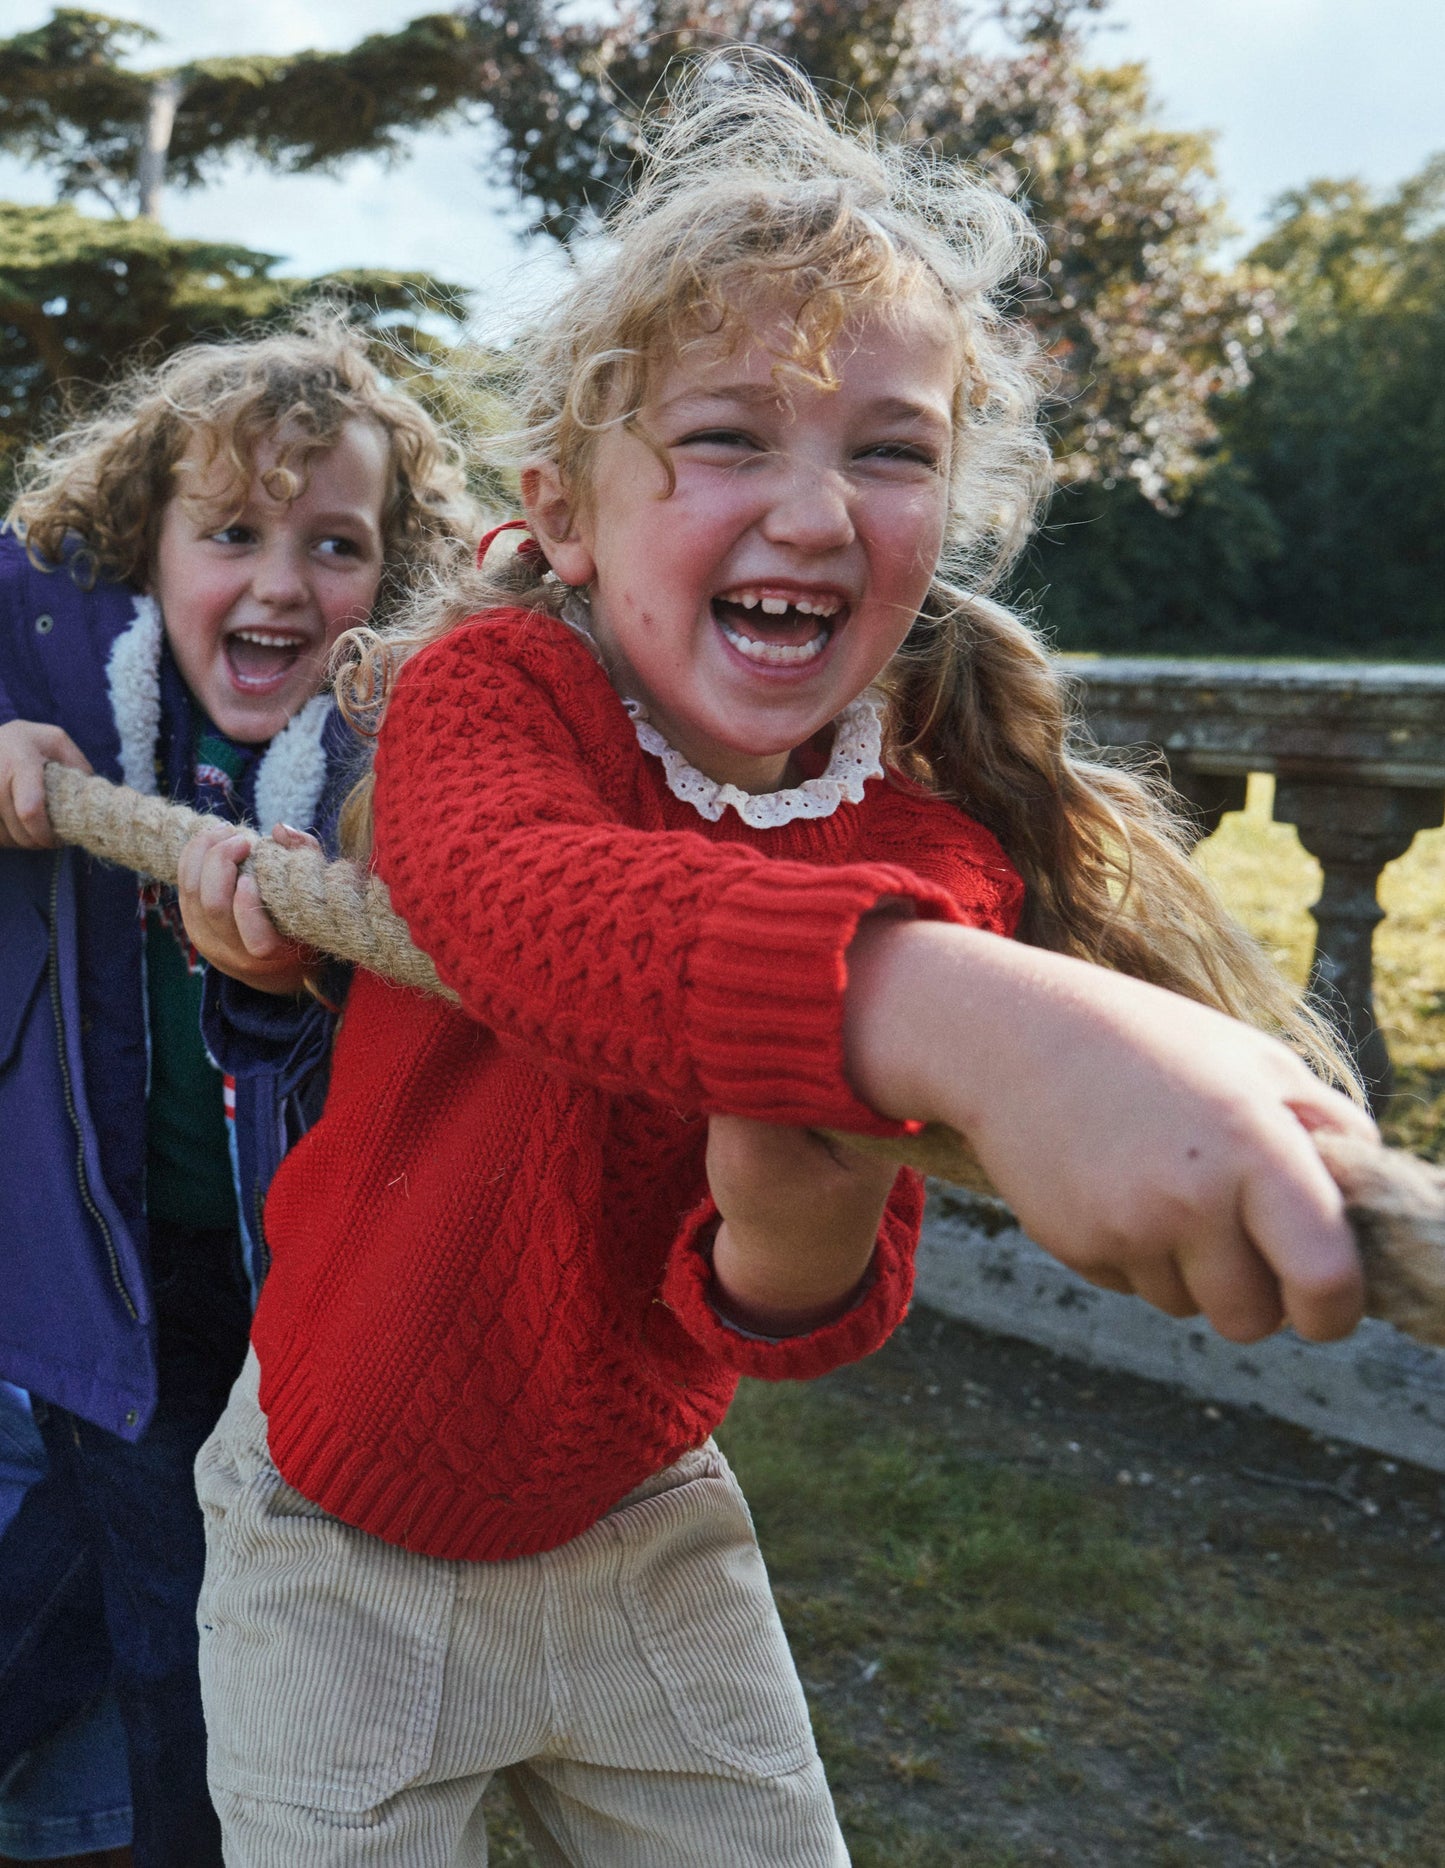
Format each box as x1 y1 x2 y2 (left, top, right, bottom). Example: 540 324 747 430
0 1693 131 1861
0 1221 251 1868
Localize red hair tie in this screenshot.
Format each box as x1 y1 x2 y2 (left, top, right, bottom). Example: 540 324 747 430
476 519 547 573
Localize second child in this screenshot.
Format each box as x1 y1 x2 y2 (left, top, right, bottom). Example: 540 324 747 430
0 314 474 1866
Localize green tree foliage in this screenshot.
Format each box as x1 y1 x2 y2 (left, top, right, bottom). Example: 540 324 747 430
0 8 480 478
0 9 488 212
1225 159 1445 655
462 0 1263 494
0 198 465 477
1035 157 1445 658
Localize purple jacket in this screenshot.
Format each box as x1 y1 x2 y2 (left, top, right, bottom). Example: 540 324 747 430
0 530 356 1441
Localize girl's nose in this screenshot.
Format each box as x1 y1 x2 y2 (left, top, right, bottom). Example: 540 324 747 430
760 465 855 554
251 542 309 608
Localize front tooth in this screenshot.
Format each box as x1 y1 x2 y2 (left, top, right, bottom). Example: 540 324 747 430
736 593 759 610
760 596 790 616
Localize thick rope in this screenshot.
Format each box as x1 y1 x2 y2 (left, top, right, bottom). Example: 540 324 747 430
45 761 455 1001
43 762 1445 1345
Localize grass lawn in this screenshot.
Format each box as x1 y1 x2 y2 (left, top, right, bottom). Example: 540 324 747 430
483 1311 1445 1866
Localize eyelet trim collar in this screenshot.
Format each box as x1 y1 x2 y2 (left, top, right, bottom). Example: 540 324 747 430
623 691 886 828
556 586 887 827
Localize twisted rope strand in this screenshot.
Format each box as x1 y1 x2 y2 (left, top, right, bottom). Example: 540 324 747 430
45 760 457 1001
42 762 1445 1345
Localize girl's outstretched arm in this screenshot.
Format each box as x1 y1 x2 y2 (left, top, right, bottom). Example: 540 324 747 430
842 915 1377 1344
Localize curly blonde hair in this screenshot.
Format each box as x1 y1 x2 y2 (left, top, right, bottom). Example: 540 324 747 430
8 306 478 626
340 57 1356 1090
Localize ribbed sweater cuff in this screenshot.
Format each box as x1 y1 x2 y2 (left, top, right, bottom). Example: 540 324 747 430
684 864 964 1136
661 1184 919 1382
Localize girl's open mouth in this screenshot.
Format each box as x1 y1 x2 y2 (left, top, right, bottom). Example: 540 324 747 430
711 589 844 667
224 629 309 693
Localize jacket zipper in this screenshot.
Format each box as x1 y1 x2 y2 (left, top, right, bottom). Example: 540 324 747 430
48 853 138 1322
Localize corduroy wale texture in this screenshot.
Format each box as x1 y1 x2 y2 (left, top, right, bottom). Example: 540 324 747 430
252 609 1023 1563
199 1354 850 1865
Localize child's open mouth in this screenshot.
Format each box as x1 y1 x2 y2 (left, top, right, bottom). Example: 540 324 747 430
224 629 310 693
712 588 843 666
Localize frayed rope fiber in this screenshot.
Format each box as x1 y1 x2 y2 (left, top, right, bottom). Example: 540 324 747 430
43 762 1445 1346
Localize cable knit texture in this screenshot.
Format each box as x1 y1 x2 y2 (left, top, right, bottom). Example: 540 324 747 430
254 608 1024 1561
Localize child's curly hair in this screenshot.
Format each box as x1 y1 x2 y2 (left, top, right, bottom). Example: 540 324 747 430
8 306 477 625
341 55 1357 1091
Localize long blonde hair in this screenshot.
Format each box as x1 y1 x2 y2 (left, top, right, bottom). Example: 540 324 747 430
8 306 478 628
339 58 1356 1088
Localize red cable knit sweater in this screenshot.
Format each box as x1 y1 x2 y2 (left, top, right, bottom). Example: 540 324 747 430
252 609 1024 1560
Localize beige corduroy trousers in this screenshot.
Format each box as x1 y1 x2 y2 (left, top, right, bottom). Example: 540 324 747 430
196 1351 849 1866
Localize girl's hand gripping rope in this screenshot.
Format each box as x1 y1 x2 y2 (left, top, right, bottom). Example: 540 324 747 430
0 719 92 849
177 818 323 997
843 916 1379 1345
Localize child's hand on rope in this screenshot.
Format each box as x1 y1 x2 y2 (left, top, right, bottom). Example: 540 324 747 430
0 719 91 849
177 818 321 997
843 917 1379 1345
704 1114 900 1336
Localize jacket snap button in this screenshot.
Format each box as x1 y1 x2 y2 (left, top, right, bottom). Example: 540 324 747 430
35 614 54 634
124 1408 138 1426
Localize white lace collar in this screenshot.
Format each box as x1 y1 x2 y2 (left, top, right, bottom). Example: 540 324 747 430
624 691 886 829
102 593 332 831
556 587 887 827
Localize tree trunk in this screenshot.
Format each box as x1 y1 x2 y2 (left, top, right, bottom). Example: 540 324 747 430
136 75 184 220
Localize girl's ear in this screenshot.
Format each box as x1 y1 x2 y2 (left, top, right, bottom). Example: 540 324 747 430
521 462 595 588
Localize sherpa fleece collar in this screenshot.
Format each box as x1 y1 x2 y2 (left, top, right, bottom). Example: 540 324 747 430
103 593 331 833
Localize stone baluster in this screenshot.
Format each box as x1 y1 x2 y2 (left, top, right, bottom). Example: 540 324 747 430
1272 778 1445 1110
1165 765 1249 849
1070 658 1445 1103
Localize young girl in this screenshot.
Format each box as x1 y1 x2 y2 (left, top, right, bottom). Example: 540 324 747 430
0 313 474 1867
193 70 1374 1866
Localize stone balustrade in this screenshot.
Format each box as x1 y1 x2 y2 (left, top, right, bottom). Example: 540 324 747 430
912 658 1445 1465
1065 659 1445 1107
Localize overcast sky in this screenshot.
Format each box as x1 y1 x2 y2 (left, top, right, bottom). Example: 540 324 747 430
3 0 1442 304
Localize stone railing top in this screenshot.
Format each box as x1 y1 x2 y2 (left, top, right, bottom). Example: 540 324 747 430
1063 658 1445 787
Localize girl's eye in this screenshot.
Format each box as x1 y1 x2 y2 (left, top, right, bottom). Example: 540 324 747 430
210 524 254 545
675 428 764 454
860 441 942 470
317 536 362 558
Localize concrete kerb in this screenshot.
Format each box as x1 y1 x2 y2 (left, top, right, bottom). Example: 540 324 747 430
916 1188 1445 1474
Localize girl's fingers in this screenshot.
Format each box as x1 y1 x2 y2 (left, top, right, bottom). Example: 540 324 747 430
1237 1124 1365 1342
178 819 240 899
1122 1257 1202 1322
6 758 64 844
1173 1229 1284 1342
0 724 92 847
198 841 242 922
1076 1264 1134 1297
232 872 286 958
269 821 322 853
10 765 51 845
